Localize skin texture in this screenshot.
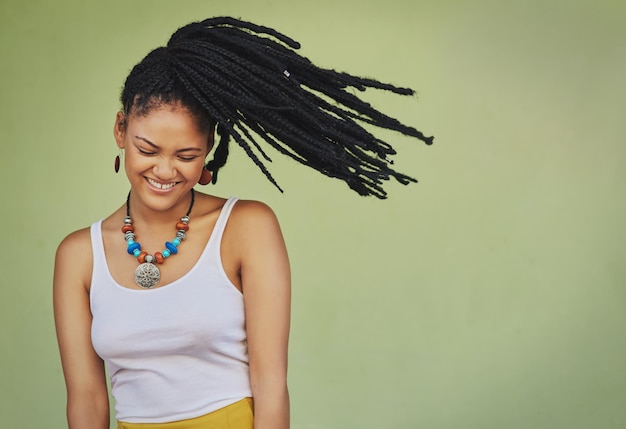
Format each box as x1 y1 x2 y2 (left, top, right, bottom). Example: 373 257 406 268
53 103 291 429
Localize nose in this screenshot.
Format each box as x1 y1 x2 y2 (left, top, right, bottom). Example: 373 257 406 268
153 156 177 180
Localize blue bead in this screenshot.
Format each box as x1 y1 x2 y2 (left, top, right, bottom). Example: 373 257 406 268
162 249 171 258
165 241 178 254
127 239 135 245
172 238 181 246
133 249 141 257
127 242 141 255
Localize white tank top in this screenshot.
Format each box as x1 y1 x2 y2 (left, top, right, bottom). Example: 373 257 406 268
89 197 251 423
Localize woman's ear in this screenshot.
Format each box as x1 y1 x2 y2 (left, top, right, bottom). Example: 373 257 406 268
113 111 126 149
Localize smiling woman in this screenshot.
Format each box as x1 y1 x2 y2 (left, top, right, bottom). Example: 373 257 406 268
52 16 432 429
114 105 212 211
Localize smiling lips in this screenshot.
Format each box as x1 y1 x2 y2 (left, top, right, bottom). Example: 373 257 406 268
146 177 178 190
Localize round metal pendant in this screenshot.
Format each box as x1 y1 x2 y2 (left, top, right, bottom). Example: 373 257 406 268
134 263 161 289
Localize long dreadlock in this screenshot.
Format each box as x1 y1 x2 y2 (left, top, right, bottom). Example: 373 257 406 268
120 16 433 199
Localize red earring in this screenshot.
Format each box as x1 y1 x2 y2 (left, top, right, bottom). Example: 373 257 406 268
198 167 212 185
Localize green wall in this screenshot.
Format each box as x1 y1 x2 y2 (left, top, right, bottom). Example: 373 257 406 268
1 0 625 427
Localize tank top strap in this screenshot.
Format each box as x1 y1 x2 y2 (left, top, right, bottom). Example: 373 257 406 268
89 220 108 298
206 197 239 254
90 220 104 256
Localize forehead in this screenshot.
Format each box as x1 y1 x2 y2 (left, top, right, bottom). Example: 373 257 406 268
129 96 213 134
127 104 209 143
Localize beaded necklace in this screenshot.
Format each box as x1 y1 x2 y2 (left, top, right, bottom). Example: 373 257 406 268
123 189 194 289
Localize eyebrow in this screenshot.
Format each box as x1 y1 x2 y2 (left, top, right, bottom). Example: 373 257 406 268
134 136 204 153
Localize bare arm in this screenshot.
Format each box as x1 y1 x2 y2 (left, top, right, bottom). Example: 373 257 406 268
53 229 110 429
235 202 291 429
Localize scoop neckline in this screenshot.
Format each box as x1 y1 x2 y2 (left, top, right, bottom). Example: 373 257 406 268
97 198 233 293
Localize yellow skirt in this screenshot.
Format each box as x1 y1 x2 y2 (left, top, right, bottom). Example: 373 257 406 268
117 397 253 429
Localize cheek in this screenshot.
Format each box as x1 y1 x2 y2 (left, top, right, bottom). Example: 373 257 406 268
123 152 149 170
122 152 160 177
182 160 205 177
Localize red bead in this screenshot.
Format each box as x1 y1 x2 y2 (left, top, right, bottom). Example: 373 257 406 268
122 225 134 233
138 252 148 263
154 252 164 264
175 222 189 231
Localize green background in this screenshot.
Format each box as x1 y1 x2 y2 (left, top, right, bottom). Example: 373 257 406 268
1 0 625 427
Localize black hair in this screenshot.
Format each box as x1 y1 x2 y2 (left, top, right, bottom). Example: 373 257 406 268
120 16 433 198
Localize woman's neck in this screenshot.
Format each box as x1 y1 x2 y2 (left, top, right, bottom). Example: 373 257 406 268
126 189 194 229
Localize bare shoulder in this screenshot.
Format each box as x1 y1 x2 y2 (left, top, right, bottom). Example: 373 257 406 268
56 227 92 263
229 199 280 227
229 199 283 240
223 199 286 257
54 227 93 292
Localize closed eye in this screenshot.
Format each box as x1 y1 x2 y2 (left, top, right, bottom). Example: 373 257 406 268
138 148 156 155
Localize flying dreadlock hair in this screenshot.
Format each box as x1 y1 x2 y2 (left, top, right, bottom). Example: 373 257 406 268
120 16 433 199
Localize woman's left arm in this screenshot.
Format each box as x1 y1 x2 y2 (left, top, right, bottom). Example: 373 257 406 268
236 201 291 429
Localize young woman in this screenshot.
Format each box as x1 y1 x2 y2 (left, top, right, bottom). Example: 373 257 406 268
53 17 432 429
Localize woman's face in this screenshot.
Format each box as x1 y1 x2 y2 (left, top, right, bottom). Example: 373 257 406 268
114 103 212 213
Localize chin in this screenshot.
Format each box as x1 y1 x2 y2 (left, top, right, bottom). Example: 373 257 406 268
132 182 193 211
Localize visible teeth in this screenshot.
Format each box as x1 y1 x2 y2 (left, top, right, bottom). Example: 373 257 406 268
147 178 176 190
